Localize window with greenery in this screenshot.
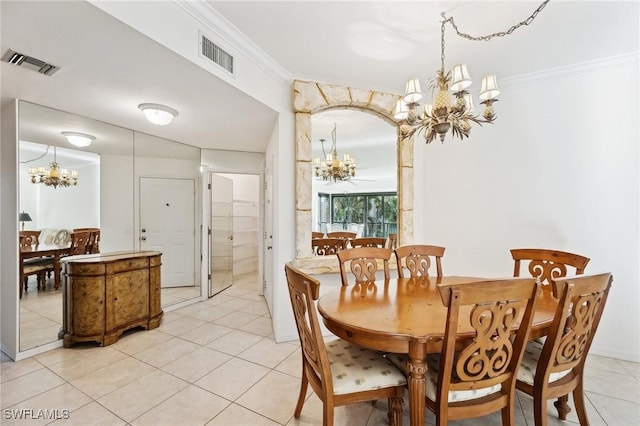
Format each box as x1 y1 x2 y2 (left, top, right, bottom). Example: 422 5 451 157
317 192 397 238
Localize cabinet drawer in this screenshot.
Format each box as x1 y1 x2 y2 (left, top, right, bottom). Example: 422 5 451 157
68 263 106 276
106 258 149 274
150 255 162 267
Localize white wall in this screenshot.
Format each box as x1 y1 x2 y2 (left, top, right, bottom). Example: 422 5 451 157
414 54 639 362
100 154 135 253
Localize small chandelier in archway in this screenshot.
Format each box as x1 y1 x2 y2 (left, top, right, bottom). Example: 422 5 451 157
313 124 356 182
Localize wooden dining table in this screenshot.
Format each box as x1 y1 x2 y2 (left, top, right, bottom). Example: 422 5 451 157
317 276 559 426
20 242 72 291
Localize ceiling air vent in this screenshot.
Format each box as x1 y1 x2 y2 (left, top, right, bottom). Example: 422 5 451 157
200 34 234 74
2 49 59 76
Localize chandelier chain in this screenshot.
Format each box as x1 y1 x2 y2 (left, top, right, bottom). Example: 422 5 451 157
443 0 549 43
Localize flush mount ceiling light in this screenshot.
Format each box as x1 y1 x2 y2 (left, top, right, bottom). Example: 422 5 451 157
61 131 95 147
138 103 178 126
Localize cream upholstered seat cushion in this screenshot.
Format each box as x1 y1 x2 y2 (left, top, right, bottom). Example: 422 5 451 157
386 353 502 403
517 340 572 386
325 339 406 395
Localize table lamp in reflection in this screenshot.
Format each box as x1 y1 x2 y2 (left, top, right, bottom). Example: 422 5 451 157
19 211 32 231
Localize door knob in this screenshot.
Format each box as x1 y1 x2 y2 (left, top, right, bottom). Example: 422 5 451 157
140 236 147 241
228 235 233 240
141 228 146 233
267 245 272 250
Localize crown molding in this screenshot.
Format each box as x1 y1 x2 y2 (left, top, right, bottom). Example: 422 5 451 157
175 0 292 84
500 52 639 91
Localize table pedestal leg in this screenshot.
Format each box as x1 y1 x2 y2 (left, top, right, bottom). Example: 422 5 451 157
408 341 427 426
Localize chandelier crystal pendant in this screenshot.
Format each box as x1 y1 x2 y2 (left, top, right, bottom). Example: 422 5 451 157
395 0 549 144
28 146 78 188
313 124 356 182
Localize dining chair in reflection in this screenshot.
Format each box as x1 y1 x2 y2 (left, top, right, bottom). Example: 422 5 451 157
284 262 406 426
75 228 101 253
312 238 346 256
69 231 92 255
337 247 391 286
516 273 612 426
511 248 590 294
312 231 324 239
20 230 41 245
350 237 386 248
327 231 357 248
394 244 446 278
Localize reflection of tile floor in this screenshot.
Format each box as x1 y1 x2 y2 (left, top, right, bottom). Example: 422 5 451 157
4 274 639 425
18 277 202 351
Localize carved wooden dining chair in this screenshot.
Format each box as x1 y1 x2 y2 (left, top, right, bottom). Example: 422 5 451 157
284 263 406 426
69 231 92 255
337 247 391 286
20 230 41 245
511 248 590 294
350 237 386 248
426 277 540 425
394 244 445 278
327 231 357 248
312 231 324 239
312 238 346 256
516 272 612 426
74 228 100 253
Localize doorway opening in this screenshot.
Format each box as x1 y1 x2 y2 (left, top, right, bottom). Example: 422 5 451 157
208 173 261 297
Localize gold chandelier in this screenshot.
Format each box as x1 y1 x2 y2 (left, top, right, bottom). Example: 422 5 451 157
313 124 356 182
29 146 78 188
395 0 549 143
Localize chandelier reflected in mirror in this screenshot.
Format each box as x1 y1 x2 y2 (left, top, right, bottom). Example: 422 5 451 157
395 0 549 144
313 124 356 182
29 146 78 188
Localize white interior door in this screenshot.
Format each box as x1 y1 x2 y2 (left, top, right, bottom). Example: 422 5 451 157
140 177 195 288
209 173 233 296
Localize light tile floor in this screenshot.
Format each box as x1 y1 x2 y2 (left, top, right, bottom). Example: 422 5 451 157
3 273 639 425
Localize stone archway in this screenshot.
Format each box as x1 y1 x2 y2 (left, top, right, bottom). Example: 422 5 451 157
293 80 414 273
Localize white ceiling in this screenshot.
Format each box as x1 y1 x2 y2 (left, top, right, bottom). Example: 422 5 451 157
2 1 638 157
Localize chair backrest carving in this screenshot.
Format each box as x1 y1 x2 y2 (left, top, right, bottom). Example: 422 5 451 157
74 228 100 253
511 248 590 293
337 247 391 285
312 238 346 256
19 234 35 249
394 244 445 278
20 230 40 245
350 237 386 248
69 231 92 255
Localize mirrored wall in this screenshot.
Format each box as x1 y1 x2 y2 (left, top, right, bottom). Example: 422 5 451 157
311 109 397 237
18 101 202 351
